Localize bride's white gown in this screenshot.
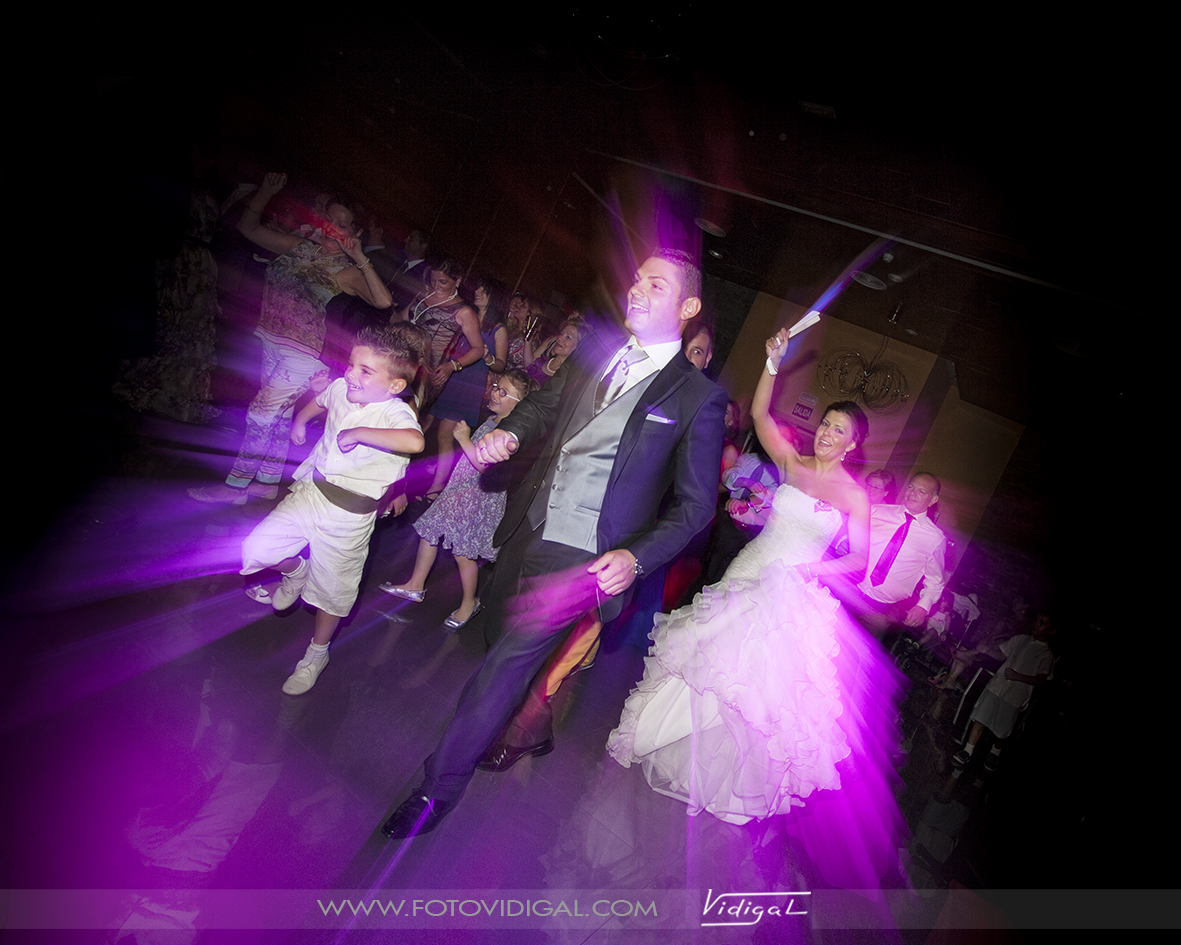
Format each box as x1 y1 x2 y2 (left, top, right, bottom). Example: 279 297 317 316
608 484 906 883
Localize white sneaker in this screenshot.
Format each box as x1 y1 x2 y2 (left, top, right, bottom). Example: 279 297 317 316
282 649 329 695
272 559 310 611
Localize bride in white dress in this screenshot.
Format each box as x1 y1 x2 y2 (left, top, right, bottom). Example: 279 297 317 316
608 328 906 885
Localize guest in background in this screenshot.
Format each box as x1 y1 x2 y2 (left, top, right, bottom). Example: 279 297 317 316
395 257 484 413
864 468 898 506
525 315 585 385
505 292 539 369
933 594 1028 691
188 173 393 504
387 228 431 312
422 273 508 499
114 170 224 424
321 215 402 368
952 612 1055 771
831 472 947 637
475 277 511 375
682 318 714 372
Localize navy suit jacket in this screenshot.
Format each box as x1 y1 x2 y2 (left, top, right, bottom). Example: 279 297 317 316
493 343 727 617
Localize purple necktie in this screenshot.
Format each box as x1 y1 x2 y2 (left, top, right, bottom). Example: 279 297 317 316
870 513 914 586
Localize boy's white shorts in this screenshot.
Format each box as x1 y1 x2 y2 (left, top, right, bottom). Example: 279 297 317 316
241 480 376 617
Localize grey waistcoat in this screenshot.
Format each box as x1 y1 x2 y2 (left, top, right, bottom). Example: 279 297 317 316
526 372 659 553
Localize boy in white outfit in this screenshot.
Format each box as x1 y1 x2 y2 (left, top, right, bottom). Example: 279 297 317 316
242 327 425 694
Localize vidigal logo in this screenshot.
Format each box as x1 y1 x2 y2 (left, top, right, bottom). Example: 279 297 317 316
701 889 810 927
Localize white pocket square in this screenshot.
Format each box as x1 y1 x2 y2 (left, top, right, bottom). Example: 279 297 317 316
645 413 676 424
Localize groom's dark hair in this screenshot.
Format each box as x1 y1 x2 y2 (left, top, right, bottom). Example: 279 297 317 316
653 248 701 304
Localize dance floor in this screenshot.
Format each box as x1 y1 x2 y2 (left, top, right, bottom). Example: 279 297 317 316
0 411 1094 943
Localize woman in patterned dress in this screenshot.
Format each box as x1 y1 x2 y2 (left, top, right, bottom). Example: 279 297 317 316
422 274 509 498
397 257 484 410
188 173 393 503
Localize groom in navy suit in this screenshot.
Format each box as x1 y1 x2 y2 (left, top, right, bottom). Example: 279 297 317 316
381 249 728 839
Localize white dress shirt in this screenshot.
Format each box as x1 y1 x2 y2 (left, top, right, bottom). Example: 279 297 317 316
599 336 682 394
857 503 947 612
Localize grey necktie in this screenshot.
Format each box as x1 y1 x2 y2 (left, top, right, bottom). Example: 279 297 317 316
594 345 650 414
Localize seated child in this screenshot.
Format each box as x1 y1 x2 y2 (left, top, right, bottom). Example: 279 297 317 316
241 327 425 694
378 369 538 629
952 612 1055 770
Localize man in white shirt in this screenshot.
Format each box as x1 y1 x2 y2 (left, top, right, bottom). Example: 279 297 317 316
839 472 947 636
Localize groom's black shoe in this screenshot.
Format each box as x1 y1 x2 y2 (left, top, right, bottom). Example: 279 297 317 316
380 789 453 839
476 737 554 772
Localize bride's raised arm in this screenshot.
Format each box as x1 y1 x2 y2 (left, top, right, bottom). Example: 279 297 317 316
752 329 802 475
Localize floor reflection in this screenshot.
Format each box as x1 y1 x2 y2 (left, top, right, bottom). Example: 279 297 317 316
1 412 1079 942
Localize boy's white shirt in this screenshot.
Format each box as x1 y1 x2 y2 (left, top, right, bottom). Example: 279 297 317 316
293 379 421 500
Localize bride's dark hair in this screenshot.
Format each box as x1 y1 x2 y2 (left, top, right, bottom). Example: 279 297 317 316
823 401 869 449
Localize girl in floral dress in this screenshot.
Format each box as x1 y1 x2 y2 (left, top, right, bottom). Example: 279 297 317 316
379 370 538 629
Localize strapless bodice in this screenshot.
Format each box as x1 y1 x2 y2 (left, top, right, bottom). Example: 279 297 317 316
724 484 844 581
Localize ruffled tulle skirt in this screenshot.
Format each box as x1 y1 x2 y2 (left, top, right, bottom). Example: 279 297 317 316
607 560 908 888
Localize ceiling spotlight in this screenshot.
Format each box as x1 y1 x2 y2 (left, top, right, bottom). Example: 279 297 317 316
852 271 887 290
695 218 727 238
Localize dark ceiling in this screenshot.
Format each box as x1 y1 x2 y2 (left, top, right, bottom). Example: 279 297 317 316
89 12 1153 429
